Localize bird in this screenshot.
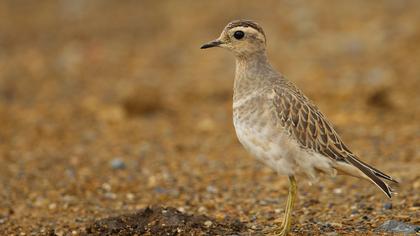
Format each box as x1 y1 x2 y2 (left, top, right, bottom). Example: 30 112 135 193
200 20 398 235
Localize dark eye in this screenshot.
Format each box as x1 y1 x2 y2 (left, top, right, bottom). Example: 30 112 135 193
233 30 245 40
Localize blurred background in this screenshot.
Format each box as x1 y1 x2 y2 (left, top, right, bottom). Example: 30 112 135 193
0 0 419 234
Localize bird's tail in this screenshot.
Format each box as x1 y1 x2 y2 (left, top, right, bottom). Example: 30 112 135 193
344 155 398 198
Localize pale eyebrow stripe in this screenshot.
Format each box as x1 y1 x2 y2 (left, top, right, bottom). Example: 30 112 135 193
226 20 265 38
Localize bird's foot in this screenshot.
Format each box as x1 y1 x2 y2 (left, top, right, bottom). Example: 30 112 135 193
263 223 291 236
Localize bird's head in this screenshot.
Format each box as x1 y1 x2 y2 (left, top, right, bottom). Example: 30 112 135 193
201 20 267 58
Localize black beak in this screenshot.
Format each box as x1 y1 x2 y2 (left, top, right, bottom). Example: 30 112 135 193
200 40 223 49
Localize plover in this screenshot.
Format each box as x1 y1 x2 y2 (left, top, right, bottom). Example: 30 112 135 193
201 20 398 235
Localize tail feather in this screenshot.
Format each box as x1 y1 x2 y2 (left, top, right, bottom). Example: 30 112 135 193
351 156 398 183
345 156 395 198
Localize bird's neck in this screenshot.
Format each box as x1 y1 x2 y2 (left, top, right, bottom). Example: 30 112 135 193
234 51 277 93
235 51 271 77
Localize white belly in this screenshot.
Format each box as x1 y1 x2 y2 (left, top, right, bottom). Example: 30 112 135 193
233 117 334 179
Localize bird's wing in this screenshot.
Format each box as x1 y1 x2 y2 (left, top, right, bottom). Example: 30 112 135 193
272 85 352 161
272 84 397 197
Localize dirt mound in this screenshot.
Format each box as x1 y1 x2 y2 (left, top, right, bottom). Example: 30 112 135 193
84 206 247 236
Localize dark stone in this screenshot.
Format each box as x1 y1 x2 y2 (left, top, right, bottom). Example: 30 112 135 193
383 202 392 210
376 220 419 234
110 158 126 170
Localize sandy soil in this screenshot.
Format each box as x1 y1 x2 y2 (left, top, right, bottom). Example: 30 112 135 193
0 1 419 235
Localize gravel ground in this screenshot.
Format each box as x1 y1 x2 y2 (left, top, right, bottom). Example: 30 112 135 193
0 1 419 235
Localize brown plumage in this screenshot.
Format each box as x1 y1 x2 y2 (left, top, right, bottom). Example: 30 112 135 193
272 79 398 198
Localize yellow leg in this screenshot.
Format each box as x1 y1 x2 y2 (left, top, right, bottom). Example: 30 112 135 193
280 176 297 235
272 175 297 236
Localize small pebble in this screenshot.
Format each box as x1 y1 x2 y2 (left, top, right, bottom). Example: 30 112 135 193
154 187 168 194
198 206 207 213
325 233 339 236
204 220 212 227
258 200 267 206
126 193 135 201
376 220 419 234
206 185 218 194
102 183 112 191
104 192 116 199
110 158 126 170
330 222 343 228
48 203 57 210
383 202 392 210
177 207 185 213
